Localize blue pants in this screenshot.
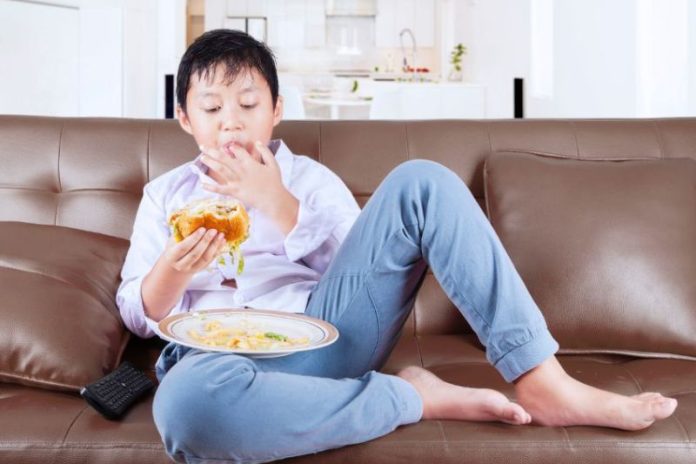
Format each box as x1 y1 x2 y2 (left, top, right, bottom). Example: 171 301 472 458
153 160 559 463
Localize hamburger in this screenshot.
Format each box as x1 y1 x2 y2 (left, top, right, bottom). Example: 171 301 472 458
168 198 250 273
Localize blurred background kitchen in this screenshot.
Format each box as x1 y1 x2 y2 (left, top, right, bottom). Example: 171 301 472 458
2 0 696 120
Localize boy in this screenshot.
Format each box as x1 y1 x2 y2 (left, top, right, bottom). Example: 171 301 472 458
117 29 677 463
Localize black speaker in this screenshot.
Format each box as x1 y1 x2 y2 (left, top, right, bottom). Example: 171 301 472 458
514 77 524 119
165 74 175 119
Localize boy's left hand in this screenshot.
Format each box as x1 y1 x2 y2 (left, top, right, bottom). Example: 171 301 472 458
200 141 299 234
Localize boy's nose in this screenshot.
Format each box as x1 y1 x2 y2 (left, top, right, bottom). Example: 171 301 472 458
220 107 243 131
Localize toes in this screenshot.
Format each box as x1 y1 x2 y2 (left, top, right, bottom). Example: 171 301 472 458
633 392 664 401
650 397 678 420
499 402 532 425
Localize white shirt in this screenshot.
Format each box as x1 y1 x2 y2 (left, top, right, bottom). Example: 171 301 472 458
116 140 361 338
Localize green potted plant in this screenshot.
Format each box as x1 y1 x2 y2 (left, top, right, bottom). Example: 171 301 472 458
448 43 467 81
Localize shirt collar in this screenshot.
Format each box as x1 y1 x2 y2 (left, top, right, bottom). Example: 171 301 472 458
189 139 293 187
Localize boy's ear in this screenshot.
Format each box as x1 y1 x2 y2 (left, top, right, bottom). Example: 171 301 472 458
176 105 194 135
273 95 284 127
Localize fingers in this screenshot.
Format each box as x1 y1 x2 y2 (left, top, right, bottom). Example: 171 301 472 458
253 140 278 169
193 232 227 267
200 142 271 171
229 144 254 163
200 154 239 181
166 227 206 259
169 229 225 271
178 229 222 268
201 181 226 194
201 145 238 173
197 141 278 208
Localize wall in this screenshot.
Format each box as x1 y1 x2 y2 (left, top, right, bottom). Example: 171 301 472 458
452 0 532 118
552 0 638 118
636 0 690 117
0 0 129 117
691 0 696 113
526 0 695 118
0 1 81 116
3 0 695 119
123 0 158 117
156 0 187 117
205 0 441 75
0 0 174 118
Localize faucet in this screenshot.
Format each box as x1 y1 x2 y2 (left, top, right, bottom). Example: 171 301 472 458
399 28 417 81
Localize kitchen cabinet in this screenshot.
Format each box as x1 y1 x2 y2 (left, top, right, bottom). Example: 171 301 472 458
1 0 159 118
412 0 435 49
280 73 486 120
226 0 267 16
217 0 325 48
375 0 434 48
369 82 486 119
224 0 269 43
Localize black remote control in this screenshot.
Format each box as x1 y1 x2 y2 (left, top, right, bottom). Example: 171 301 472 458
80 362 155 420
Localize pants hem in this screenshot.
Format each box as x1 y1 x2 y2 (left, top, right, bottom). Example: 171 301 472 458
494 328 559 382
389 373 424 424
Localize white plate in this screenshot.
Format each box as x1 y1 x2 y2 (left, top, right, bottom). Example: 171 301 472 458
157 308 339 358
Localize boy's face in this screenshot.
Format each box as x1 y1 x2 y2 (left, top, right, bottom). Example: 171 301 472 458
177 64 283 162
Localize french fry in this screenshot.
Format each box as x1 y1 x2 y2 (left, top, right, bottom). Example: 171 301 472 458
187 320 310 351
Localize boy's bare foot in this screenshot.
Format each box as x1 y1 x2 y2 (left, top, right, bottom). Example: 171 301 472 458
514 357 678 431
397 366 531 425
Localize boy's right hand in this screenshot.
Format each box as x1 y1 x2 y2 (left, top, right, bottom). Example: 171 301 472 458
141 227 226 322
161 227 226 274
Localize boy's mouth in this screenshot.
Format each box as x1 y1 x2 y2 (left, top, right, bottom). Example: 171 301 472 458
221 141 245 157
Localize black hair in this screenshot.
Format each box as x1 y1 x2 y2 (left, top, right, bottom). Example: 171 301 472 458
176 29 279 113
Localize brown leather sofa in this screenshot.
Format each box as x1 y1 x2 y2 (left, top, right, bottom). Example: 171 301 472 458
1 115 695 464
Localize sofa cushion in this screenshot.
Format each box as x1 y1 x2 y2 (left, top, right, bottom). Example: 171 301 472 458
0 222 130 391
484 152 696 358
5 335 696 464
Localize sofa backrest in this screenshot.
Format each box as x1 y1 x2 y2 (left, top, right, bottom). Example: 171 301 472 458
1 115 695 336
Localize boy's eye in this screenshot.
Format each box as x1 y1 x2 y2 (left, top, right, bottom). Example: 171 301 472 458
204 106 221 113
241 104 257 109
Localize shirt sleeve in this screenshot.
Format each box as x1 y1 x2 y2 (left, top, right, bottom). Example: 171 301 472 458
283 162 361 274
116 183 189 338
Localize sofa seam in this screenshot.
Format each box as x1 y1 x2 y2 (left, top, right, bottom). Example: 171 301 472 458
673 412 692 443
146 121 152 181
0 370 79 391
482 157 492 220
0 442 164 449
570 120 580 159
618 364 644 393
54 121 65 225
671 391 696 396
652 120 666 159
559 425 571 445
436 420 447 442
55 187 140 194
417 360 490 369
558 349 696 362
61 405 88 444
57 121 64 194
5 441 694 448
485 120 493 157
411 292 418 337
414 335 425 367
317 122 322 163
